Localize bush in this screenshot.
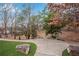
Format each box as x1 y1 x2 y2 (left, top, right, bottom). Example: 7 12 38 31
62 49 70 56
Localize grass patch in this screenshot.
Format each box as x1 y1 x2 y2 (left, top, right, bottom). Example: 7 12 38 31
0 40 37 56
62 49 70 56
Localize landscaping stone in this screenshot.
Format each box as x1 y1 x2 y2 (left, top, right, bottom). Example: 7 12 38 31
46 34 52 39
69 45 79 56
16 44 30 55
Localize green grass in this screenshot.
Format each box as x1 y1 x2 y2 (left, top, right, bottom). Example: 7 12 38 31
62 49 70 56
0 40 37 56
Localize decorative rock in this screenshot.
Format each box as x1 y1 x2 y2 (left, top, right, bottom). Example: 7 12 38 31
16 44 30 55
67 47 71 53
69 45 79 56
46 34 52 39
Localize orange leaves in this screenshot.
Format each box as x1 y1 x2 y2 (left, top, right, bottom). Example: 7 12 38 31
48 16 62 26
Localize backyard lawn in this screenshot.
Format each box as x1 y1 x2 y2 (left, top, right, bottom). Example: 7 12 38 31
0 40 37 56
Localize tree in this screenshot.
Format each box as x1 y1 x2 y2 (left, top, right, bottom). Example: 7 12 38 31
0 4 13 37
62 4 79 31
20 5 31 39
15 4 38 39
12 7 20 39
43 12 61 39
41 3 79 39
41 7 65 39
30 16 38 39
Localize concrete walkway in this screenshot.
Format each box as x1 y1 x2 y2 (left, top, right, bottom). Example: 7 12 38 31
0 38 69 56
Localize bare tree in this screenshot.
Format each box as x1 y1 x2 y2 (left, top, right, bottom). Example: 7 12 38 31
0 4 13 37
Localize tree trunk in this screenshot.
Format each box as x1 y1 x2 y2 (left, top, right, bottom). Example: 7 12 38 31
14 34 16 39
27 34 30 39
25 35 27 39
19 36 21 40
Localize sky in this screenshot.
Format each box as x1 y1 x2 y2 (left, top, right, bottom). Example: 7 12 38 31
15 3 47 15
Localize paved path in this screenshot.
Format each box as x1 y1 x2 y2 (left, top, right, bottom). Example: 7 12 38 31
0 38 69 56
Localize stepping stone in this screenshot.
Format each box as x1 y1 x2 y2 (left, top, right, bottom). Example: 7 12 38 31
16 44 30 55
68 45 79 56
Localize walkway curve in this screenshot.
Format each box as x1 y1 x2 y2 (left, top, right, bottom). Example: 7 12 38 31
0 38 69 56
